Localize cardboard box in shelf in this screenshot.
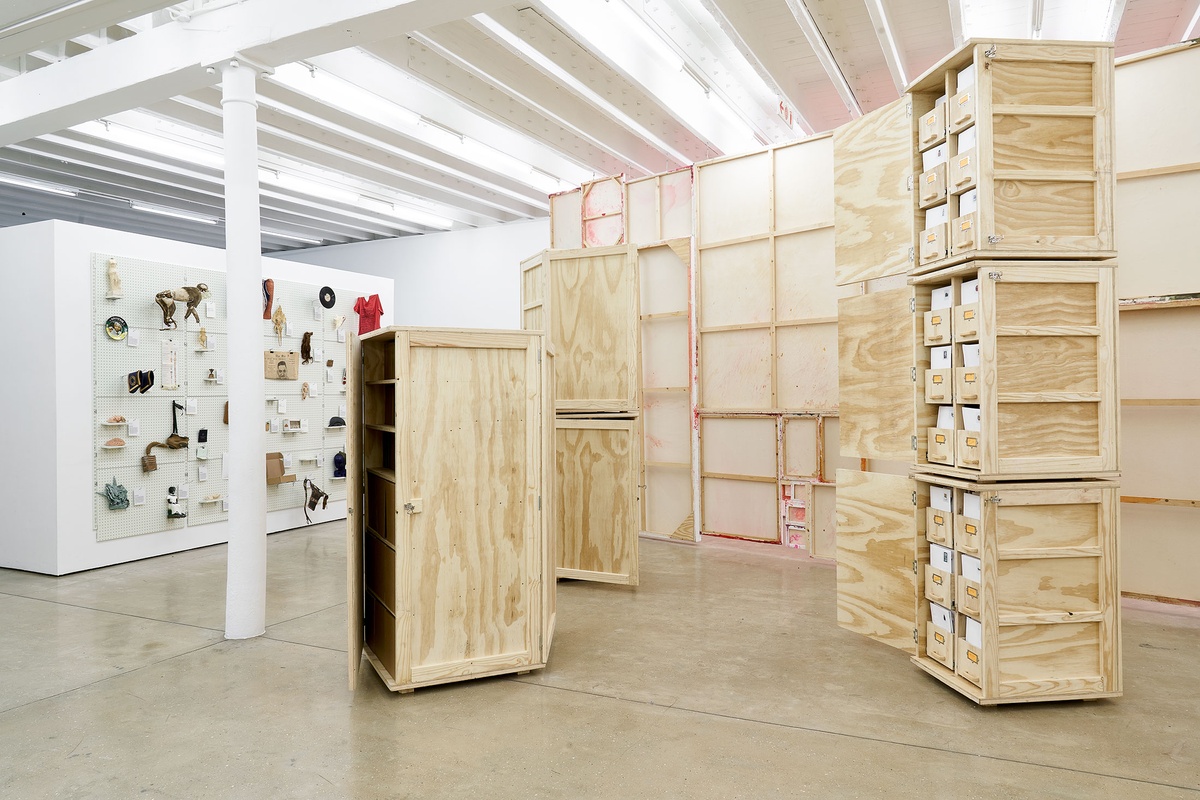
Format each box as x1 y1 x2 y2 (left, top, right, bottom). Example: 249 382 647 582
926 504 953 546
949 87 975 133
958 556 983 617
954 366 980 402
929 406 955 465
952 214 978 253
266 452 296 486
919 163 948 209
920 223 948 265
949 147 977 194
925 368 952 404
957 407 982 468
955 511 981 555
927 602 956 668
919 100 947 150
924 307 952 346
956 637 983 686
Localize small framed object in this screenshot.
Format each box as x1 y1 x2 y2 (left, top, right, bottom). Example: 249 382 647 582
265 350 300 380
105 316 128 341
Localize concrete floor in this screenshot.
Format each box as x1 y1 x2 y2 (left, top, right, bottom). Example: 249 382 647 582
1 524 1197 799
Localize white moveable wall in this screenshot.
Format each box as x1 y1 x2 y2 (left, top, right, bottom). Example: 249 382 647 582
0 220 393 575
278 219 549 330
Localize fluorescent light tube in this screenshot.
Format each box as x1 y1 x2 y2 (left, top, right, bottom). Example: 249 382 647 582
130 202 219 224
0 173 79 196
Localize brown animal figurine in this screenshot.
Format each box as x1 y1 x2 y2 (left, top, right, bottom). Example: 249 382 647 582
301 331 314 364
156 284 208 329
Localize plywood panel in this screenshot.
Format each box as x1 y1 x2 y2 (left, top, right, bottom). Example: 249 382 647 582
775 228 837 321
783 416 818 478
556 420 639 584
700 328 772 410
346 330 364 690
997 622 1101 684
836 469 917 650
777 322 838 411
408 345 532 670
1120 406 1200 499
774 136 834 231
644 391 691 465
697 151 771 244
551 190 582 249
699 239 773 327
701 416 776 477
1120 504 1200 603
550 249 637 411
1120 303 1200 401
838 287 915 461
833 97 912 285
702 477 778 541
644 465 694 541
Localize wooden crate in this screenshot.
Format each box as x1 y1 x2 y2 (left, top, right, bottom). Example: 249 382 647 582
346 328 555 693
837 469 1121 704
520 244 639 414
909 40 1116 272
555 416 641 585
912 261 1118 479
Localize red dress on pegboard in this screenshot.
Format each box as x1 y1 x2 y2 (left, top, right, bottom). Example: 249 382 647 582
354 294 384 334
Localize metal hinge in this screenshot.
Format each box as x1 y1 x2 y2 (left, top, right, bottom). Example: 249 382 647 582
911 434 917 451
988 270 1003 281
912 491 917 506
906 101 913 118
537 349 542 365
986 495 1002 504
908 246 915 263
913 627 919 643
987 235 1004 244
538 495 542 510
912 559 918 575
911 366 917 382
984 44 998 59
906 174 913 191
910 297 916 313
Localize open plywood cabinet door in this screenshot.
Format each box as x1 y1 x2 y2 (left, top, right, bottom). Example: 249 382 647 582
346 330 364 690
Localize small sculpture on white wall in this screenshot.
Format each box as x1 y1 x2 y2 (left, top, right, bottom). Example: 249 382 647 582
198 326 208 350
155 283 209 329
106 258 123 298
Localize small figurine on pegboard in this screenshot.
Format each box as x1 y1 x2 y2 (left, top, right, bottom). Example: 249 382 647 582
166 486 187 519
155 283 209 329
106 257 123 299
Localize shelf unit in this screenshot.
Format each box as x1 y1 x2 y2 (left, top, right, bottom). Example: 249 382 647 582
345 327 556 693
834 39 1121 705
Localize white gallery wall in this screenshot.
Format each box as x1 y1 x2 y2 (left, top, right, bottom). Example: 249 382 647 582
0 219 393 575
278 218 549 330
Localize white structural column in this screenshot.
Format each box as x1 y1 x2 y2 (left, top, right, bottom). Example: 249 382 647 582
222 59 267 639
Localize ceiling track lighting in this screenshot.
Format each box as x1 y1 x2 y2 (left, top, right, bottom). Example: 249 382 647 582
0 173 79 196
129 201 219 225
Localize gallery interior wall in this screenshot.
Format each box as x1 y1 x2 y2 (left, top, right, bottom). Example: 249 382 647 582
0 219 393 575
278 218 550 330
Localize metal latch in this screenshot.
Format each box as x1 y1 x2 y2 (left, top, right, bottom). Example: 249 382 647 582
987 234 1004 244
988 271 1003 281
403 498 423 514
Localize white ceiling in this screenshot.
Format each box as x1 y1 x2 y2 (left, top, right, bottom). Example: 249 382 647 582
0 0 1196 252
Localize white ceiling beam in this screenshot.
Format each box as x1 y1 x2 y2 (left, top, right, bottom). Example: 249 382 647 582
864 0 909 92
1169 0 1200 42
402 26 684 175
947 0 966 48
0 0 176 61
309 49 592 185
782 0 863 117
1102 0 1128 41
0 0 510 148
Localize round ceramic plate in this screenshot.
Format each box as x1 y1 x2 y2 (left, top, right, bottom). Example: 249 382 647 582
105 316 128 340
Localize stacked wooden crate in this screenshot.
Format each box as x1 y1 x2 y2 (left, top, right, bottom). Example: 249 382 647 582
522 246 642 584
834 40 1121 704
344 328 556 692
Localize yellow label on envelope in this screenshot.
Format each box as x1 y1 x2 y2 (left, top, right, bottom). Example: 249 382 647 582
933 573 943 585
935 433 946 444
965 372 976 382
968 650 979 664
964 309 976 320
934 631 946 645
965 523 977 534
960 219 973 231
934 514 944 525
959 156 970 168
932 374 944 384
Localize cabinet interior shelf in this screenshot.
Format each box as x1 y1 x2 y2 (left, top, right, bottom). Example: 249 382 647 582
366 379 398 385
366 424 396 432
366 466 395 483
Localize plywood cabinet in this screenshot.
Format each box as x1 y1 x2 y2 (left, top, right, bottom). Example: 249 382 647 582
911 41 1115 271
834 38 1121 705
346 328 555 692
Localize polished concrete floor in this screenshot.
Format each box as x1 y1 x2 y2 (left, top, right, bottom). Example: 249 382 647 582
1 524 1198 799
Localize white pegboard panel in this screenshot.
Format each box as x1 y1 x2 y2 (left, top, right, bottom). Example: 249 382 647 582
320 445 348 501
93 461 190 542
320 283 362 344
185 333 229 398
93 253 229 541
